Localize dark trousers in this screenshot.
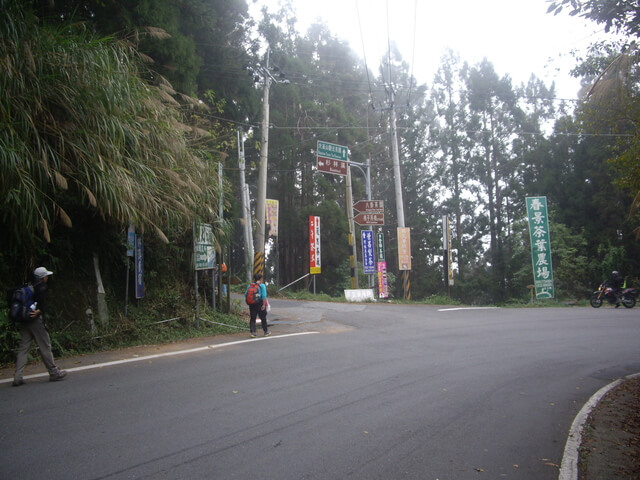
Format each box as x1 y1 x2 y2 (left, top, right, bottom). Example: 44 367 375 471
14 317 60 380
249 301 267 333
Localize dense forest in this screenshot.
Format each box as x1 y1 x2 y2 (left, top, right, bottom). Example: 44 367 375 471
1 0 639 331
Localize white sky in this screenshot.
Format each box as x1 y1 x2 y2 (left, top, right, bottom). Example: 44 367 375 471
252 0 613 100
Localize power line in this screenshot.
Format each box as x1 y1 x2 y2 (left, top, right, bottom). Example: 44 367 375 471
355 0 375 106
407 0 417 105
386 0 393 89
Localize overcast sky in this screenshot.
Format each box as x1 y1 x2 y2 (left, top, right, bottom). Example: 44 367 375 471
251 0 613 99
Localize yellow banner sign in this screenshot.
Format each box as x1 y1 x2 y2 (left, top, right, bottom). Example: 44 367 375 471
397 227 411 271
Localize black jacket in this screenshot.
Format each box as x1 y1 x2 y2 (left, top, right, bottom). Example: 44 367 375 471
32 280 48 317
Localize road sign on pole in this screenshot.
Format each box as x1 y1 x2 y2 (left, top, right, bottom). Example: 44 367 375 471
317 140 348 176
353 212 385 226
353 200 384 213
195 223 215 270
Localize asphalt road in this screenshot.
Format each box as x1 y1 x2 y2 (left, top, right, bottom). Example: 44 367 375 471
2 301 640 479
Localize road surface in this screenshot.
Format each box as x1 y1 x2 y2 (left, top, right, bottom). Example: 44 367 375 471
2 301 639 479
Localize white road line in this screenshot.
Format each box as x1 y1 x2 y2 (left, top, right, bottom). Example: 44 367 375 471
559 373 640 480
1 332 318 384
438 307 500 311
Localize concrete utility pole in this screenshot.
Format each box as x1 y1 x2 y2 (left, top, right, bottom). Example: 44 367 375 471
238 130 253 283
254 51 271 278
386 73 411 299
346 164 358 289
253 49 288 278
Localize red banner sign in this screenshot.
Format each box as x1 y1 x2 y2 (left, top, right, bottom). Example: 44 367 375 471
309 216 321 274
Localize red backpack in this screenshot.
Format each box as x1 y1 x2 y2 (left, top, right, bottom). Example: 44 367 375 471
245 283 260 305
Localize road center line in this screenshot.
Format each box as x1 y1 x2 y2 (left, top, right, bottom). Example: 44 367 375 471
438 307 500 312
1 332 318 384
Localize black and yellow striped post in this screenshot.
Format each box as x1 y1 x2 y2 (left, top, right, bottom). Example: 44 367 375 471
402 270 411 300
253 251 264 279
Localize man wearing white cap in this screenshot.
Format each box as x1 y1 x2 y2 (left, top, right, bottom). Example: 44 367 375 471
12 267 67 386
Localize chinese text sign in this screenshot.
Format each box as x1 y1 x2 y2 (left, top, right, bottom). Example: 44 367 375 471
309 216 321 274
526 197 554 299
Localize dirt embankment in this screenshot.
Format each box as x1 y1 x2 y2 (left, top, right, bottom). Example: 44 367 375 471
579 376 640 479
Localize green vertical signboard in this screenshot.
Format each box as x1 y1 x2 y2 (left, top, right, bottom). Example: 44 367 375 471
526 196 554 299
376 231 385 261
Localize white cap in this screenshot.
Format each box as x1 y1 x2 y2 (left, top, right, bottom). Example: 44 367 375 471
34 267 54 278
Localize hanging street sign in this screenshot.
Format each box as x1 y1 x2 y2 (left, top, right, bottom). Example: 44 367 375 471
317 140 348 176
354 212 385 226
353 200 384 213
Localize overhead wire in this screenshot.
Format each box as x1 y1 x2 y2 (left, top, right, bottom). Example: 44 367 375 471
407 0 418 105
386 0 393 93
355 0 375 107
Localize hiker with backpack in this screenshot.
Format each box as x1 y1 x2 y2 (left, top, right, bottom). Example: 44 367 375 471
245 273 269 338
12 267 67 386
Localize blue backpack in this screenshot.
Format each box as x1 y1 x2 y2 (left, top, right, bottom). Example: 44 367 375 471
8 285 35 322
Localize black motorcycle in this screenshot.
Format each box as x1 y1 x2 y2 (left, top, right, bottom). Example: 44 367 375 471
590 283 637 308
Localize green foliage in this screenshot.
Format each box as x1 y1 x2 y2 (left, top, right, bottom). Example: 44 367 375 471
0 2 223 263
418 295 462 306
2 0 640 366
0 306 21 366
547 0 640 38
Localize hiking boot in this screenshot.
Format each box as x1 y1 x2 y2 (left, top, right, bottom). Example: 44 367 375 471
49 370 67 382
12 379 25 387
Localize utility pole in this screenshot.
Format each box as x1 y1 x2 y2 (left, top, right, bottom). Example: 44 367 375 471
252 48 288 278
238 130 253 283
346 164 358 289
386 69 411 299
254 51 270 279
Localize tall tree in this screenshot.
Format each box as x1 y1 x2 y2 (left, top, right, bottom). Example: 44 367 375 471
551 0 640 268
464 60 525 300
547 0 640 37
429 50 480 284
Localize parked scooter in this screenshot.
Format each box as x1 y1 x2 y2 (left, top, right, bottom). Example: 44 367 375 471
590 283 637 308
